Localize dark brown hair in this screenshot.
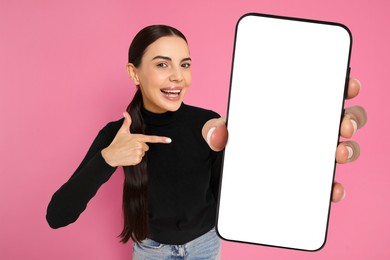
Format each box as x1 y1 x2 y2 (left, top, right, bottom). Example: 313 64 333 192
120 25 187 243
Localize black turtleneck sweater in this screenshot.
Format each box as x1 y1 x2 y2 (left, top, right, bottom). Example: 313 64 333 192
46 103 223 245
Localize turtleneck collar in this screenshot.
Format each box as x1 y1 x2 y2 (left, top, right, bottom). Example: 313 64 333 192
141 102 185 126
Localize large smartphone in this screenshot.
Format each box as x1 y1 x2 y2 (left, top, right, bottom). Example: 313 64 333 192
216 13 352 251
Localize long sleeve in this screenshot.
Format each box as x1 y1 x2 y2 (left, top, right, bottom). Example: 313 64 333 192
210 150 223 203
46 121 121 229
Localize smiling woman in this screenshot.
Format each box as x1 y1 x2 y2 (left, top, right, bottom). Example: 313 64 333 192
46 25 227 260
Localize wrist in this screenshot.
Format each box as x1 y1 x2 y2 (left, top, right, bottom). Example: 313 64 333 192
101 148 116 167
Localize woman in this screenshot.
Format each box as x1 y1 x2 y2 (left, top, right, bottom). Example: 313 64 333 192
46 25 367 259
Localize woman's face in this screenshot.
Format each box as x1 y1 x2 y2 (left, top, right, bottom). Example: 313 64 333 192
128 36 192 113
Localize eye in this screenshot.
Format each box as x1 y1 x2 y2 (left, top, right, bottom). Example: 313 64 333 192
181 63 191 69
157 63 168 68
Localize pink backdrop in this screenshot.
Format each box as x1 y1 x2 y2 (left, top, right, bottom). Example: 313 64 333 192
1 0 389 259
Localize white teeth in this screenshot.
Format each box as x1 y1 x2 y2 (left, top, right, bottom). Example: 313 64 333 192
162 89 180 94
161 89 181 97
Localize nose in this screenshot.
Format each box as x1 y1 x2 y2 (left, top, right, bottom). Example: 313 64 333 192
169 66 183 82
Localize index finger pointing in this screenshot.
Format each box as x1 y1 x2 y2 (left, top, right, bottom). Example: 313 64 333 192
139 134 172 144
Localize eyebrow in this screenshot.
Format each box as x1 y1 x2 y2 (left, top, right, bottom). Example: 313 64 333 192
152 56 192 62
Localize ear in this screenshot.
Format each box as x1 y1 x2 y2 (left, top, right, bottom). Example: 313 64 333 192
127 63 140 85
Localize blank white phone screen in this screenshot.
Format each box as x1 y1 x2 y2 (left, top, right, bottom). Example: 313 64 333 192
217 14 351 251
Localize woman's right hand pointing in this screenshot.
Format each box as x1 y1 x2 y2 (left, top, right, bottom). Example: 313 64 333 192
101 112 171 167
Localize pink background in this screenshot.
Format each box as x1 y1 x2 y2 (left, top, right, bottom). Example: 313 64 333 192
1 0 389 259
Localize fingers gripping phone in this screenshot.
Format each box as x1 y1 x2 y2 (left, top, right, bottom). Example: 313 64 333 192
216 13 352 251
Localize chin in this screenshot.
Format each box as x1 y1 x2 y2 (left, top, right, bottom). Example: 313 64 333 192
164 101 182 112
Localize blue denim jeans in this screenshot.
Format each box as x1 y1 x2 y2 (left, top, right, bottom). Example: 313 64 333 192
132 228 221 260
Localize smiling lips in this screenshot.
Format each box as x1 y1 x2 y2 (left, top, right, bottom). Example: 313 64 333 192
161 87 182 101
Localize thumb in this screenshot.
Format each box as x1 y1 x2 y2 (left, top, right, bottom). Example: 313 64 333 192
119 111 132 134
202 118 228 152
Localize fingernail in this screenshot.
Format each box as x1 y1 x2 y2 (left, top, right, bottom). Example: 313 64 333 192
123 112 126 118
351 119 358 134
207 127 216 144
346 146 353 160
166 138 172 143
355 78 362 90
341 190 346 200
